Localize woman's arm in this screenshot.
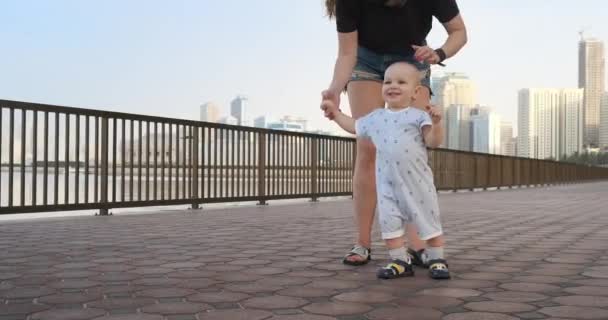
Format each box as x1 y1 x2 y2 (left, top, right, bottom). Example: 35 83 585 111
438 14 467 59
413 14 468 64
321 31 358 112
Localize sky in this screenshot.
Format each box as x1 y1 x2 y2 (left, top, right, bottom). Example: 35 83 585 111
1 0 608 137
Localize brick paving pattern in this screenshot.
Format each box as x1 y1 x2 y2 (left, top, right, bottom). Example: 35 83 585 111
1 182 607 319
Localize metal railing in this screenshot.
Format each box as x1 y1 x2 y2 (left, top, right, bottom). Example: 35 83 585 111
1 99 607 215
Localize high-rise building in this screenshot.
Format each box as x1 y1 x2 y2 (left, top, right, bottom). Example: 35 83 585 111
200 102 220 123
433 72 476 147
500 121 515 156
600 92 608 150
579 37 605 147
446 104 472 151
230 95 250 126
471 107 501 155
518 89 558 160
559 89 585 158
219 115 238 126
518 88 583 160
253 115 308 133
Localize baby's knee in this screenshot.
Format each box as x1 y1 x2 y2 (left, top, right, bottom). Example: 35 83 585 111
426 235 445 247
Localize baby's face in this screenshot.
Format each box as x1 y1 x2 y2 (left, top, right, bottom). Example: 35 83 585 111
382 63 421 108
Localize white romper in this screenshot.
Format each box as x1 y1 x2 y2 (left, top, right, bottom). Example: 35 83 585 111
355 107 443 240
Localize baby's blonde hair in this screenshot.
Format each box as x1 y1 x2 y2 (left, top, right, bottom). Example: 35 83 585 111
385 61 425 84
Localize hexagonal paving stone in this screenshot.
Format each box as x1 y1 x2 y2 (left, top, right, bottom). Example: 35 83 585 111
442 312 520 320
244 267 291 276
188 291 250 303
93 315 163 320
464 301 536 313
287 271 335 278
86 297 157 310
484 291 548 302
437 280 498 289
539 306 608 319
309 279 360 290
499 283 561 293
242 295 309 309
303 302 372 316
30 308 107 320
397 295 463 309
418 288 482 298
0 286 56 299
573 279 608 287
38 292 103 305
564 286 608 296
268 315 337 320
215 273 265 282
277 287 337 298
457 272 512 281
48 279 102 289
93 272 139 282
224 283 283 294
0 303 50 316
512 275 567 284
196 309 274 320
132 277 181 286
141 301 211 315
137 287 197 298
177 278 220 289
553 295 608 307
333 291 395 303
367 306 443 320
255 277 311 287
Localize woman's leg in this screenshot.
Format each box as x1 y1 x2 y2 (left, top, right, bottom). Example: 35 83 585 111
343 80 384 263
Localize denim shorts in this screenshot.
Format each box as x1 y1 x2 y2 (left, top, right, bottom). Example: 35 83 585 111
351 46 431 89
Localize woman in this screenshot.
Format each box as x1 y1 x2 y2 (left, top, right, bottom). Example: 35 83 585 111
322 0 467 266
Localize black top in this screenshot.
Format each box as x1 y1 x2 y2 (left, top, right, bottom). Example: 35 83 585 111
336 0 460 55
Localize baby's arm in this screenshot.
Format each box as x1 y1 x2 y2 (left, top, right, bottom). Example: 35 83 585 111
422 124 443 148
321 99 356 134
422 106 444 148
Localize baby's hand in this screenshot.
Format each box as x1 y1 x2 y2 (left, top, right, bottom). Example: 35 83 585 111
321 99 339 120
424 105 442 124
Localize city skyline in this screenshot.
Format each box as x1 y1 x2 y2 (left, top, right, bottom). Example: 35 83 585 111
2 1 608 137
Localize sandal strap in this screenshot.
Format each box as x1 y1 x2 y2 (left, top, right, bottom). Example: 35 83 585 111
345 245 370 259
381 259 410 275
428 259 449 270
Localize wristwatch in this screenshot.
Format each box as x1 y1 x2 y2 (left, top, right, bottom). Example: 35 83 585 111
434 48 447 66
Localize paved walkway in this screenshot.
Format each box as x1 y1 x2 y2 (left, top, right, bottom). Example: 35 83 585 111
1 182 608 320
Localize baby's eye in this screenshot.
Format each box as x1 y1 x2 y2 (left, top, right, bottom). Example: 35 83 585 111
398 80 406 84
384 80 391 84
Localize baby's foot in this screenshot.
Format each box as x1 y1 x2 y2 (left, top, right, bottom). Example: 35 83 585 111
428 259 451 280
376 259 414 279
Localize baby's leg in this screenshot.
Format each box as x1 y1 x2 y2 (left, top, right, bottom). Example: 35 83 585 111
426 235 450 280
377 236 415 279
376 195 415 279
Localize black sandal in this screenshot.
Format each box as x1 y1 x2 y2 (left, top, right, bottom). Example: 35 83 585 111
342 245 371 266
407 248 428 268
377 259 414 279
428 259 451 280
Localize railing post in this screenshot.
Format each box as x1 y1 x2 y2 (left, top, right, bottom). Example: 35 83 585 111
311 138 319 202
453 152 459 192
99 117 110 216
470 155 476 191
498 156 503 190
257 132 267 205
191 126 200 209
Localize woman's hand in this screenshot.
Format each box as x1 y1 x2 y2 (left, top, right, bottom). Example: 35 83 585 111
321 89 341 120
412 45 441 65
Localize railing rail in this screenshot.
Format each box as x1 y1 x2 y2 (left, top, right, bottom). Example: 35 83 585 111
1 99 607 215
